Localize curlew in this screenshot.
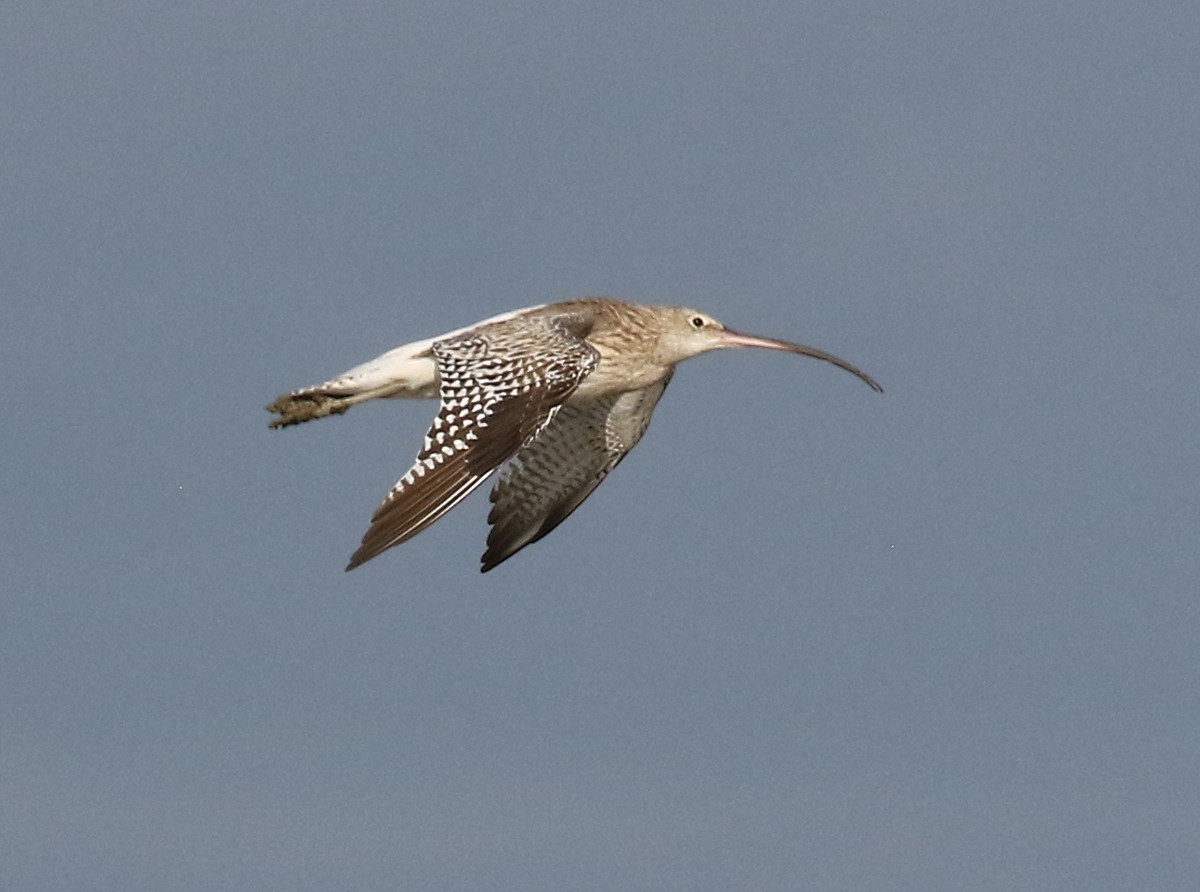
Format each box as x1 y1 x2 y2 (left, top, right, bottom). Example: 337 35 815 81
267 297 882 571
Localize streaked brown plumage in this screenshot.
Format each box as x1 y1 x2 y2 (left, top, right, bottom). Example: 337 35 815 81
267 297 882 571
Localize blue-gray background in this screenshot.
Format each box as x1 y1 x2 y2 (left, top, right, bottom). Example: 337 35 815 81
4 2 1198 890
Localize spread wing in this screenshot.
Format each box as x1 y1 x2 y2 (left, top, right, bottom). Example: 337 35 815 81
481 374 672 571
346 313 599 570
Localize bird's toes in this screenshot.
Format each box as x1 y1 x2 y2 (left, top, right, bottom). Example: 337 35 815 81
266 392 349 428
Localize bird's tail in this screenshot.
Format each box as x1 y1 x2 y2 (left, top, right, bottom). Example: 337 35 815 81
266 353 442 429
267 337 445 428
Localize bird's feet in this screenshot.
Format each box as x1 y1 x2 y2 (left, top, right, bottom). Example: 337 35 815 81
266 391 350 428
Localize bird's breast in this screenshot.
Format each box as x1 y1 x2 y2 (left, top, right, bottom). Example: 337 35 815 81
574 345 671 396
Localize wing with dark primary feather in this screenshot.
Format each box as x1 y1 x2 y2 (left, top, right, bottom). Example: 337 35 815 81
481 374 672 571
346 312 599 570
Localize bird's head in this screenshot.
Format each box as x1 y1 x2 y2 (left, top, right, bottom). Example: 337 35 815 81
658 306 884 393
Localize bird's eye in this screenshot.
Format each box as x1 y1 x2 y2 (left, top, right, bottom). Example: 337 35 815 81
690 315 706 329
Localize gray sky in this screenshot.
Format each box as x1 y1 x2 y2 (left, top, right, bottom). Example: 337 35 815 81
4 1 1199 889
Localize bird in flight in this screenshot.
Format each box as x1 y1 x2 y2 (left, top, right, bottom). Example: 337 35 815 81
267 297 882 572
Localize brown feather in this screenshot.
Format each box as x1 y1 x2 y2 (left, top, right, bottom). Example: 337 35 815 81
346 312 599 570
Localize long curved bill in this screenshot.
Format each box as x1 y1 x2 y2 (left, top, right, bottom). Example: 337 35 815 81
718 328 883 393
